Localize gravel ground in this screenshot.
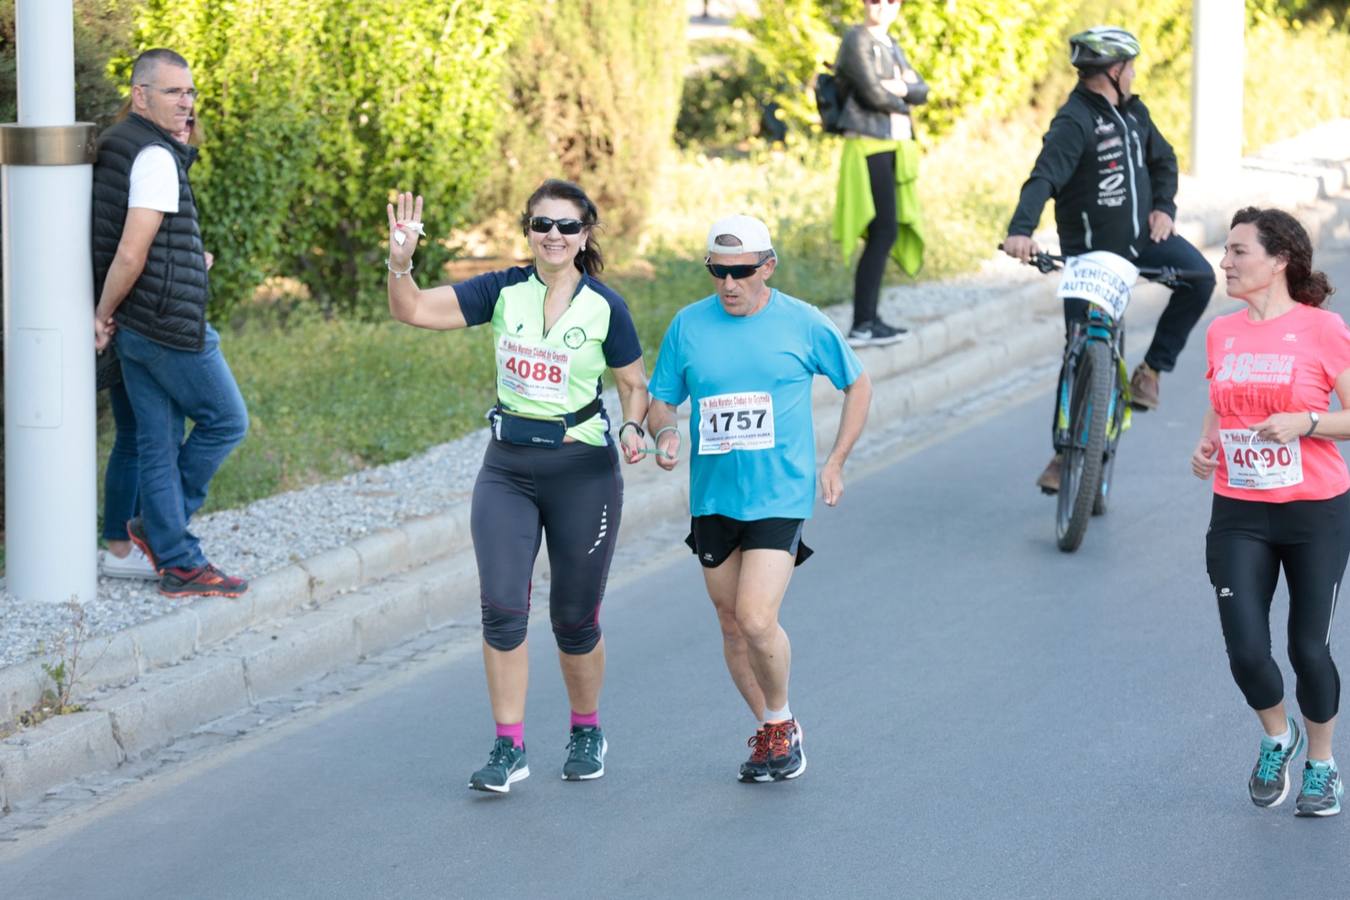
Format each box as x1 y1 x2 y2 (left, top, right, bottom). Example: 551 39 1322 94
2 125 1344 668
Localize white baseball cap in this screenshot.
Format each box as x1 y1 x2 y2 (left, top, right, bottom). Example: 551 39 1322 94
706 214 774 255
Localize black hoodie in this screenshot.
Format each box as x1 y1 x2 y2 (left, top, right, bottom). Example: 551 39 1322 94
1007 83 1179 258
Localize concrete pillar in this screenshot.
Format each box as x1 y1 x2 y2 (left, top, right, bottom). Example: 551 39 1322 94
1191 0 1245 179
1 0 98 604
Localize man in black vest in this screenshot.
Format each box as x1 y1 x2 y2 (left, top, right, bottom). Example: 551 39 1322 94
92 49 249 598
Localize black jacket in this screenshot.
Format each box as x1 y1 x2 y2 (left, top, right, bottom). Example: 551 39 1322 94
1007 84 1178 258
92 113 210 351
833 26 928 140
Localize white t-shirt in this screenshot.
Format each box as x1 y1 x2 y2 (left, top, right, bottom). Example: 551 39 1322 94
127 146 180 213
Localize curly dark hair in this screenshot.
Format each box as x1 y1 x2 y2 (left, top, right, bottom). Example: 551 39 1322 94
1230 207 1334 307
520 179 603 276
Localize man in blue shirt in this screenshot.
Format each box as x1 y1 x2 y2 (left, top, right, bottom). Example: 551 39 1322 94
647 215 872 783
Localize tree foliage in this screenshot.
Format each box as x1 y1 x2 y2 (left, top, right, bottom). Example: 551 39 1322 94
741 0 1077 140
475 0 687 243
130 0 522 317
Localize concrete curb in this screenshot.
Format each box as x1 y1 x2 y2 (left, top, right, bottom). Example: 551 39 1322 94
3 154 1348 812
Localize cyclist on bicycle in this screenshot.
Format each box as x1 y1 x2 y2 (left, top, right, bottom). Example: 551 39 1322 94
1002 26 1216 493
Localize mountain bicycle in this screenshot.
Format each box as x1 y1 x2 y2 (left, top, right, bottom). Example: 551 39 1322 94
1014 249 1210 552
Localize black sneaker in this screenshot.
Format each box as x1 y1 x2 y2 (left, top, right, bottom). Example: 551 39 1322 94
765 719 806 781
159 563 249 599
469 737 529 793
739 725 772 783
847 319 909 348
1248 718 1304 807
126 517 161 573
562 726 607 781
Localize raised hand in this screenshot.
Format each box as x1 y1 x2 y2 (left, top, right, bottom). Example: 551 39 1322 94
386 191 425 271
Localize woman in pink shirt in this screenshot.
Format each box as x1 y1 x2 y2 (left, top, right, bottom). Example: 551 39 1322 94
1192 207 1348 816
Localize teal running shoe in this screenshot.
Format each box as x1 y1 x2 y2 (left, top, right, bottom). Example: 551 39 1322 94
1249 718 1304 807
562 726 607 781
468 737 529 793
1295 762 1343 817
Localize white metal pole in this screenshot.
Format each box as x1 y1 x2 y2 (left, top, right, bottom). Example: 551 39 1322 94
2 0 97 604
1191 0 1245 179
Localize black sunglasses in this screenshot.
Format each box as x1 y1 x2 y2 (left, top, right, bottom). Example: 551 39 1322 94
528 216 585 235
705 259 770 280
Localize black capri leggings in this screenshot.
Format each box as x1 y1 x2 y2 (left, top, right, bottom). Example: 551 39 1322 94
471 438 623 655
1205 491 1350 723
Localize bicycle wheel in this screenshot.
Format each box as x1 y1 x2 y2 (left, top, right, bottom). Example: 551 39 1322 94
1057 340 1110 551
1094 335 1128 517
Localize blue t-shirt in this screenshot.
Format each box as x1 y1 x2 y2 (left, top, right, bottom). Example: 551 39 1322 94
648 290 864 520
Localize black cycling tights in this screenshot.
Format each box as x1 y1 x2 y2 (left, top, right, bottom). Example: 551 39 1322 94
1206 491 1350 724
852 151 899 329
471 438 622 655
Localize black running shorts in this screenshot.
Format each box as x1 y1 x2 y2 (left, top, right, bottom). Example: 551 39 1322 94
685 514 813 569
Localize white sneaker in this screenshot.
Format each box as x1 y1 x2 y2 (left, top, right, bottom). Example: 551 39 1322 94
99 545 158 579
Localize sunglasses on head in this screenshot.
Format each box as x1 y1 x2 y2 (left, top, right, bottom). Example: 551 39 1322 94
528 216 585 235
705 258 771 280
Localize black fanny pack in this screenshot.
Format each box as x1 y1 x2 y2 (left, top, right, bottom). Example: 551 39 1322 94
488 397 603 449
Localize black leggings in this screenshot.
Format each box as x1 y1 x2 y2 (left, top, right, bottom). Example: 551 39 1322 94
852 150 899 329
1205 491 1350 723
471 438 623 655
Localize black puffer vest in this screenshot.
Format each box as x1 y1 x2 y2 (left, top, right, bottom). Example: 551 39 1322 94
92 113 209 351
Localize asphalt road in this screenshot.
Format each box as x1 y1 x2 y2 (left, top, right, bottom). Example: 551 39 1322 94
6 244 1350 899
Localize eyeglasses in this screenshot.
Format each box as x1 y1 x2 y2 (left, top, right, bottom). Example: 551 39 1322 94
705 258 771 280
528 216 585 235
138 85 198 101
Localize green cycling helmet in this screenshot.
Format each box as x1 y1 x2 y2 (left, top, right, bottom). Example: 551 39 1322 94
1069 26 1141 70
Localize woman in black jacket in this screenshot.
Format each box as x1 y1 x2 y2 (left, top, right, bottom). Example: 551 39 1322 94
832 0 928 347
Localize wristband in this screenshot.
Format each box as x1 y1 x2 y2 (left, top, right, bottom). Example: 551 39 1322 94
654 425 680 445
619 420 645 440
386 258 414 278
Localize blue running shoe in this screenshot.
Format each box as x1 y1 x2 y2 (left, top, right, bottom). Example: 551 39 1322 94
469 737 529 793
1295 762 1343 817
1249 718 1303 807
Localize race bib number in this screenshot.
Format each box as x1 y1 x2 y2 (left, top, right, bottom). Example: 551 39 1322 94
497 336 572 404
698 392 775 455
1220 429 1304 490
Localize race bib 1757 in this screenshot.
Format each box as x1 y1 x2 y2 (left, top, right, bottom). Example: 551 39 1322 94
697 391 775 455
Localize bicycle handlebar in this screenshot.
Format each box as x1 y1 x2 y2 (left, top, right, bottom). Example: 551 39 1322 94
996 244 1212 289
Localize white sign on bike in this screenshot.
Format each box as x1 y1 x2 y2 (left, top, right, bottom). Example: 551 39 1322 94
697 391 775 455
1219 429 1304 490
1057 251 1140 321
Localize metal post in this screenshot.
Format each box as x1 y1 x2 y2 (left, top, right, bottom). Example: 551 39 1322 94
1191 0 1244 179
2 0 97 604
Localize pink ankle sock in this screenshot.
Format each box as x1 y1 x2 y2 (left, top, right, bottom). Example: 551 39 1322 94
496 721 524 748
571 710 600 729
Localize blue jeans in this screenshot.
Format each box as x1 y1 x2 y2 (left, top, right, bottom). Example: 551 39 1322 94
102 381 141 541
115 324 249 570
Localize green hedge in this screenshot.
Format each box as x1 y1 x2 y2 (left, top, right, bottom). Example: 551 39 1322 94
742 0 1076 140
130 0 522 317
474 0 687 242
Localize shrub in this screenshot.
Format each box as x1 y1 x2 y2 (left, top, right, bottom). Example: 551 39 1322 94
743 0 1077 140
475 0 687 243
130 0 522 318
676 39 763 148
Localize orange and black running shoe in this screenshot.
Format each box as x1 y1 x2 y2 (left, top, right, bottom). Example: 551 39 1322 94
739 725 772 783
765 719 806 781
159 563 249 599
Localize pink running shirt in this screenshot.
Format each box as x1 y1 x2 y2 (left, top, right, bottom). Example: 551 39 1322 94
1205 303 1350 502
